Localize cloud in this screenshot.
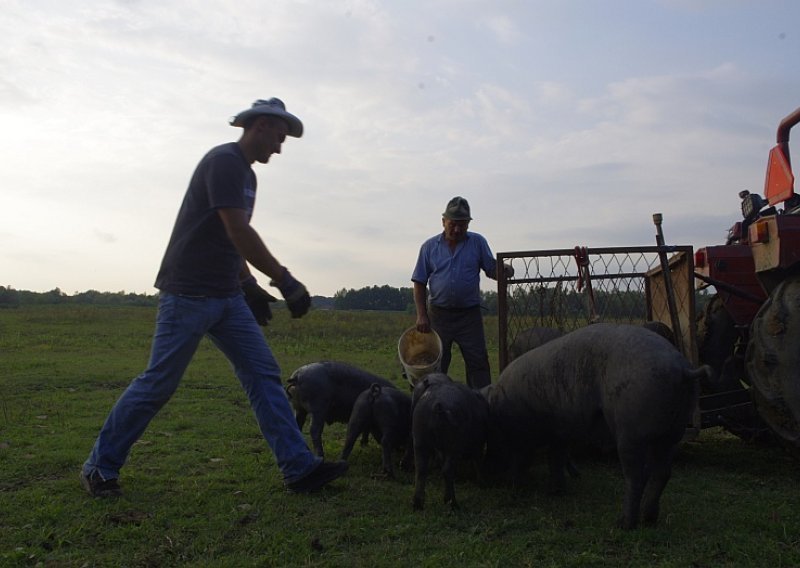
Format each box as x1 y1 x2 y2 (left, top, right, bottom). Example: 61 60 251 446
93 229 117 244
484 15 523 45
1 1 799 296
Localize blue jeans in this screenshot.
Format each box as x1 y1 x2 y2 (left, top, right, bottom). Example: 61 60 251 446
83 293 319 484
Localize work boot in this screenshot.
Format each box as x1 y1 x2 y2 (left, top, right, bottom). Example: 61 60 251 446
286 460 348 493
80 470 123 498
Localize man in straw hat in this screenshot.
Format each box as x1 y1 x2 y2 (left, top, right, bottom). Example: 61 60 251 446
81 98 347 497
412 196 513 388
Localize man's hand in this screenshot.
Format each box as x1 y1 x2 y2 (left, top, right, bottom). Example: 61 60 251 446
242 276 277 325
502 263 515 279
271 268 311 318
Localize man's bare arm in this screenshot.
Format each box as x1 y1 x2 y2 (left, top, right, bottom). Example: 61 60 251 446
217 208 285 284
413 281 431 333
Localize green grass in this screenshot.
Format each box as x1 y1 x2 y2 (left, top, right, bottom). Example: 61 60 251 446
1 305 800 567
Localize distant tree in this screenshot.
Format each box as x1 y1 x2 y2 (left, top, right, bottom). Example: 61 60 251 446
3 287 158 306
72 290 105 304
333 288 351 309
481 290 498 315
0 286 20 308
311 295 335 310
45 288 66 304
333 285 413 311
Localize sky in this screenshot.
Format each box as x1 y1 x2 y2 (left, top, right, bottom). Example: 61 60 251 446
2 0 799 298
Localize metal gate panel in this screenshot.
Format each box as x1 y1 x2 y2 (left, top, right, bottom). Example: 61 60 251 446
497 245 696 371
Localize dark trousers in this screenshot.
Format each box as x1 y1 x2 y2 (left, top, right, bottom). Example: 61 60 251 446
429 304 491 389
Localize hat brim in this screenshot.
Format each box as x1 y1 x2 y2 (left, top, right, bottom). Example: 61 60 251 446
230 107 303 137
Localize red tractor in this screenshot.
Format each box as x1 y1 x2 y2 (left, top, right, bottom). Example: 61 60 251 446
694 106 800 449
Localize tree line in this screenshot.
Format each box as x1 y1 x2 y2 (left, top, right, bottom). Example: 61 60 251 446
332 285 499 313
0 287 159 308
0 285 500 314
0 284 710 321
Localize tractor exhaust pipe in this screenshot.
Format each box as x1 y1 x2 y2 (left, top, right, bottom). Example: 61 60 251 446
776 106 800 168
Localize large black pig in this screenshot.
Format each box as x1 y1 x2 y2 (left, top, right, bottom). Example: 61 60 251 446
487 323 706 529
411 374 489 511
508 326 563 362
339 383 413 478
508 322 675 362
286 361 396 458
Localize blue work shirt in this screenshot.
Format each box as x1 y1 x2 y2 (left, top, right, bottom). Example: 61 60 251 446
412 231 498 309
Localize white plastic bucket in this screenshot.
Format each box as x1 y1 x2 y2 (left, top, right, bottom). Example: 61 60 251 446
397 326 442 386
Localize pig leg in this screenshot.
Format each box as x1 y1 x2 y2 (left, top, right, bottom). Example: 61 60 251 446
502 450 529 487
470 455 484 487
308 410 328 458
339 436 356 461
339 418 364 461
412 444 431 510
566 455 580 478
399 441 414 472
340 399 372 460
640 442 675 526
442 455 458 510
617 442 647 529
546 444 569 495
294 407 308 431
380 436 396 478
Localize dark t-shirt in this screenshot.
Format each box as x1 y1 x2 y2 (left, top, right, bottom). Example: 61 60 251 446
154 142 256 297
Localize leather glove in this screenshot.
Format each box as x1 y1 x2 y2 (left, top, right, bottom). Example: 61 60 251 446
271 268 311 318
241 276 277 325
502 263 515 279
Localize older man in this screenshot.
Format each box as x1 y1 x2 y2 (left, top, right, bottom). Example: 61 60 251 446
411 196 512 389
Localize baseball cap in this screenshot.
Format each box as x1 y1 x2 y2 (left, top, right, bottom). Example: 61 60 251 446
442 196 472 220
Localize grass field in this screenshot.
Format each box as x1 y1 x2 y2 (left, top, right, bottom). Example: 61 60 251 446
1 305 799 567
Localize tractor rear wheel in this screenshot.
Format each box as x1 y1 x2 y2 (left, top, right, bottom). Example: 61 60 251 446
746 274 800 453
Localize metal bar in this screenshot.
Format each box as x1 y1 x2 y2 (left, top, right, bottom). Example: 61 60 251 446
693 272 765 304
506 271 652 286
653 213 685 355
497 253 509 372
499 245 688 258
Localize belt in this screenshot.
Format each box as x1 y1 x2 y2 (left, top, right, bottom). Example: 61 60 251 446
430 304 478 312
